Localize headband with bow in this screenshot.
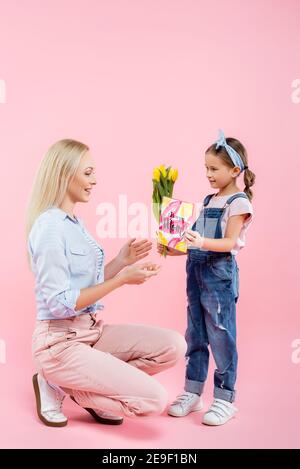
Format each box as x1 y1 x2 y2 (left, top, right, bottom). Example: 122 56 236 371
215 129 247 172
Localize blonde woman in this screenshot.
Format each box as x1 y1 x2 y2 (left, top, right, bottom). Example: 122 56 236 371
26 139 187 427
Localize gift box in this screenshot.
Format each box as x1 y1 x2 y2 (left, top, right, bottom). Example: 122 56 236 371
158 196 194 252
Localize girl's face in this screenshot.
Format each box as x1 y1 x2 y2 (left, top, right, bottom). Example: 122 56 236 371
67 150 97 203
205 152 240 189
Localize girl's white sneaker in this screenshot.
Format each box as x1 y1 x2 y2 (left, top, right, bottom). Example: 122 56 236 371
202 398 237 426
168 391 204 417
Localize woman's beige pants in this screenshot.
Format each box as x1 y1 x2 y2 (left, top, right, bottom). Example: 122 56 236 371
32 314 187 417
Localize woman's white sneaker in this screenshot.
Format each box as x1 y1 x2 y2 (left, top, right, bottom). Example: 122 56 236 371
168 392 204 417
70 395 123 425
32 373 68 427
202 398 237 426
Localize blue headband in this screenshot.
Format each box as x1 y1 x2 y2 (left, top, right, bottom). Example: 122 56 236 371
215 129 247 172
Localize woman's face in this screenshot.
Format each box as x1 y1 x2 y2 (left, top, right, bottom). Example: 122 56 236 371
67 150 97 203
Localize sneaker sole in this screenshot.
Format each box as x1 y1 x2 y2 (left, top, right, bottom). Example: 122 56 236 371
32 374 68 427
70 396 123 425
202 413 236 426
168 402 204 417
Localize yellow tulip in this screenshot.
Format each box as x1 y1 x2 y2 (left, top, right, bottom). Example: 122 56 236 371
159 164 167 178
158 231 168 246
175 240 187 253
167 168 173 180
171 168 178 182
153 168 161 182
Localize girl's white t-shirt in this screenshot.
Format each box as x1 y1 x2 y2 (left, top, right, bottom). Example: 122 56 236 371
204 192 253 255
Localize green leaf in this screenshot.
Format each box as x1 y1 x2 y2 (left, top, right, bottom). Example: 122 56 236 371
169 181 174 198
157 181 166 199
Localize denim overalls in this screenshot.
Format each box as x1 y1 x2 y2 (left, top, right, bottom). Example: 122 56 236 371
184 192 248 403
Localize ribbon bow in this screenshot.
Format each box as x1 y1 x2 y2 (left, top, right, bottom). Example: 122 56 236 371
215 129 245 171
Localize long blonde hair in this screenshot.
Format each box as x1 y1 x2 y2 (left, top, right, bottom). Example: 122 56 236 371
25 139 89 269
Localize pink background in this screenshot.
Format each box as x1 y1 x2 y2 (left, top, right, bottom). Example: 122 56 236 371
0 0 299 449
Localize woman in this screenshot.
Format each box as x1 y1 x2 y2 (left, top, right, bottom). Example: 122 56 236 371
25 139 186 427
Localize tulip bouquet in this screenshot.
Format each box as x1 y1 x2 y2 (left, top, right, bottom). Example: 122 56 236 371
152 165 178 256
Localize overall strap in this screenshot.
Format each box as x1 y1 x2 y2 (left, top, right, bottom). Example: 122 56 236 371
203 193 215 206
223 192 248 207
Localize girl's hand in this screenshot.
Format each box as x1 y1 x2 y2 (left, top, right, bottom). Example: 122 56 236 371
157 242 186 256
118 238 152 266
117 262 161 285
185 230 204 248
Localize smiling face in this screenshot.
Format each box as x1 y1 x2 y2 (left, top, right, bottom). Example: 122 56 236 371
67 150 97 203
205 152 241 190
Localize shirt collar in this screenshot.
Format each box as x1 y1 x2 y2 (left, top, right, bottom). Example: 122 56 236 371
50 206 84 227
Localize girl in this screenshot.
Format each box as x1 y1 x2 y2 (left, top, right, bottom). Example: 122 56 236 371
26 139 187 427
158 130 255 426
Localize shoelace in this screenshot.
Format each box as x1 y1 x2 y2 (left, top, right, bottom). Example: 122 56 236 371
207 399 233 419
43 394 65 418
47 382 65 412
55 393 65 412
173 392 196 406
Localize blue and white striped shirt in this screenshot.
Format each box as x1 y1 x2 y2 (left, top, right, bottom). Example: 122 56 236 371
28 206 105 320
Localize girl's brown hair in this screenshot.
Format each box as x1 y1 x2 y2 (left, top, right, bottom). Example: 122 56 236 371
205 137 255 201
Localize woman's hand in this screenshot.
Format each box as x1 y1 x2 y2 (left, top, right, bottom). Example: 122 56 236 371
117 262 161 285
156 242 187 256
117 238 152 266
184 230 204 249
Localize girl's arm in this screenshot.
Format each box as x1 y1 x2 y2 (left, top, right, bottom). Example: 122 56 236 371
185 214 249 252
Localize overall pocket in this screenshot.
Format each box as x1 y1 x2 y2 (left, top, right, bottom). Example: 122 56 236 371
234 264 240 301
210 256 233 281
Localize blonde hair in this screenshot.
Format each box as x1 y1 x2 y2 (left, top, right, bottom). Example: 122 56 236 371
25 139 89 269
